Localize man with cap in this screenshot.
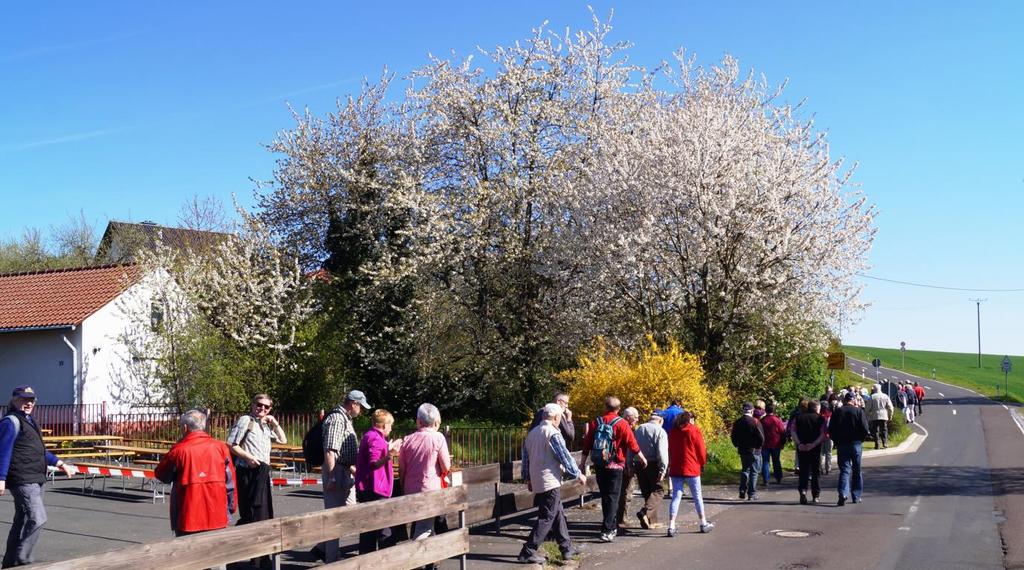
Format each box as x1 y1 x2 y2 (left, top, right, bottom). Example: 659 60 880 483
0 386 76 568
318 389 371 562
730 402 765 501
828 392 871 506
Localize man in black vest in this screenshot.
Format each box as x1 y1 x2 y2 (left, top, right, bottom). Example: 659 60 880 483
0 386 75 568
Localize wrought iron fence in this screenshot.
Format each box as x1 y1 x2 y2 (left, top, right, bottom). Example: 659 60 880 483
1 404 581 466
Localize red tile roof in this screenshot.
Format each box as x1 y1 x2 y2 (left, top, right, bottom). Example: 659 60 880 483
0 264 141 332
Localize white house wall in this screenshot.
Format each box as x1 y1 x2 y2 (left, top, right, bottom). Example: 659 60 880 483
0 328 79 404
81 276 159 414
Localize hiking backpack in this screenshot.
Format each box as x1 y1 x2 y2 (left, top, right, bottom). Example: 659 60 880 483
590 416 622 468
302 410 341 466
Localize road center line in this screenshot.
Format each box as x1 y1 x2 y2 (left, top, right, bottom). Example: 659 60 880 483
952 410 957 415
938 392 945 397
948 400 953 404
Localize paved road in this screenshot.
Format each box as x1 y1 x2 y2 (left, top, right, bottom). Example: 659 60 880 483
581 358 1019 570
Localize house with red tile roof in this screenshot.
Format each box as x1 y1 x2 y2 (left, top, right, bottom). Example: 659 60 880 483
0 264 154 407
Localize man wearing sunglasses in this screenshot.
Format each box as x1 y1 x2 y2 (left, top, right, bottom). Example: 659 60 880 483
227 393 287 562
0 386 76 568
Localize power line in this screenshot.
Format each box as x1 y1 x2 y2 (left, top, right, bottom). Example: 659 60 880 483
857 273 1024 292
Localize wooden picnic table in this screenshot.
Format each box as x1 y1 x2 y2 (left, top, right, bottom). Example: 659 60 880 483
124 439 178 447
42 435 123 443
94 444 169 456
271 443 303 452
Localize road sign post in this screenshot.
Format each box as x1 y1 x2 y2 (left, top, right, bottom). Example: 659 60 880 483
872 357 881 382
900 341 906 369
1002 356 1012 399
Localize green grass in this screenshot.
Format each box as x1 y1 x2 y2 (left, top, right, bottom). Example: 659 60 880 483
843 345 1024 403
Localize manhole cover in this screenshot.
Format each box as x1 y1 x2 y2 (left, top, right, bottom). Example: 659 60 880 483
765 529 820 538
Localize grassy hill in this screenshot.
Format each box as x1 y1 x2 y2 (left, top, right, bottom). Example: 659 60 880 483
843 345 1023 403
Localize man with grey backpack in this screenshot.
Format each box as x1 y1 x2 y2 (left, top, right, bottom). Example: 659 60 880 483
581 397 647 543
0 386 76 568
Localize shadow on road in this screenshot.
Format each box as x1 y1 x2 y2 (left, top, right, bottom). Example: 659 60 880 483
863 464 1024 497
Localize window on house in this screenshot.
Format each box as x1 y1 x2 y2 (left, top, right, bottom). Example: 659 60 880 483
150 302 165 332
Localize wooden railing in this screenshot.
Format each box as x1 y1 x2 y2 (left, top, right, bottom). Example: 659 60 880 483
34 452 600 569
33 486 469 570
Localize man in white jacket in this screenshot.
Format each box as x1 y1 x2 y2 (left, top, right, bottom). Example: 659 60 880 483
865 384 895 449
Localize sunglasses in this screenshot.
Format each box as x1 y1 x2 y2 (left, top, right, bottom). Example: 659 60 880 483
254 403 272 410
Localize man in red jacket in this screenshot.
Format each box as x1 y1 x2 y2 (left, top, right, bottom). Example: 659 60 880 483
913 382 925 416
581 397 647 543
156 410 237 539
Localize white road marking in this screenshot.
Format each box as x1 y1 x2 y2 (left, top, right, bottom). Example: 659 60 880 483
948 400 953 405
938 392 945 397
1003 404 1009 410
1009 409 1024 437
925 386 932 390
952 410 957 415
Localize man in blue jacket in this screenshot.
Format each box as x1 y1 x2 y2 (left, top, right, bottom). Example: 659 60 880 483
0 386 75 568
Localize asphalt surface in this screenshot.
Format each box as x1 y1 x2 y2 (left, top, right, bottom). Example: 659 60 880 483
575 358 1017 570
3 360 1023 569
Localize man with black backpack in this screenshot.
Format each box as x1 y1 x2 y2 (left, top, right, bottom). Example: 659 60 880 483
311 389 371 563
581 396 647 543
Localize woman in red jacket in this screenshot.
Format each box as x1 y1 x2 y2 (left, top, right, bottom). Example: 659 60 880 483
666 411 714 536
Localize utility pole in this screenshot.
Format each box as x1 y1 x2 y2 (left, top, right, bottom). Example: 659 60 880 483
970 298 987 368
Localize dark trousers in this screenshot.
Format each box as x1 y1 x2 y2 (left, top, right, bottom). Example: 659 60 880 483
738 450 761 496
236 463 274 568
520 487 572 557
595 467 624 533
871 419 889 447
915 400 923 416
356 489 388 554
797 448 821 497
615 468 634 526
236 463 274 524
635 465 665 524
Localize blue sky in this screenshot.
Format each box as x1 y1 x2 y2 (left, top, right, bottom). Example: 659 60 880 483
3 2 1024 355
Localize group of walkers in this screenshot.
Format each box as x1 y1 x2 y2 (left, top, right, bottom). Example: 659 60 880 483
0 381 921 567
518 394 714 564
0 386 452 568
520 381 919 565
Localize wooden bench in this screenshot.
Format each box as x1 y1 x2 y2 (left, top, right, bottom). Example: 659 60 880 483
45 447 96 453
133 460 160 466
60 452 136 459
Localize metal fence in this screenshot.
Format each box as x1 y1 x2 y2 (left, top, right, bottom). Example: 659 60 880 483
2 404 579 466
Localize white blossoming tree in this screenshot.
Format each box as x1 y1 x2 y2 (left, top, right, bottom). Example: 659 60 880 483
256 14 876 414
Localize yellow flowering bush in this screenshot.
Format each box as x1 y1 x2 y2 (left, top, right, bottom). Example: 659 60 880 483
559 337 730 433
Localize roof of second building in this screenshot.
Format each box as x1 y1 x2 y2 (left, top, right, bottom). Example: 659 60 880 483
0 264 142 332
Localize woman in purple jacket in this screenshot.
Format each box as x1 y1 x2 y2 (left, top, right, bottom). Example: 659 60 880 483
355 409 402 554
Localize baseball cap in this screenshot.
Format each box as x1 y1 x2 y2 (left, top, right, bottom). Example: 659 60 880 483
741 402 754 413
346 390 372 409
12 386 36 399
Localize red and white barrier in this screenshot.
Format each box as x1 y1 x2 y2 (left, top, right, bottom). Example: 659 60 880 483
69 463 156 479
271 477 320 487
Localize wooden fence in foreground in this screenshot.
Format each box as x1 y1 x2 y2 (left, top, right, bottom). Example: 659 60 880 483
33 486 469 570
33 452 599 569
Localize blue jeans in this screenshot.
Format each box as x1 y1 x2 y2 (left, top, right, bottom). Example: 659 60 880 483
836 441 863 500
761 447 782 483
739 450 761 496
3 483 47 568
